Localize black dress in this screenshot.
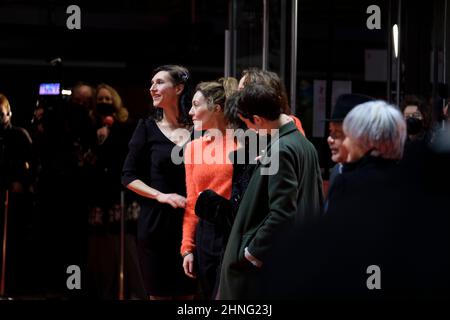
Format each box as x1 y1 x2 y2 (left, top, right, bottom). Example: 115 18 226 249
122 118 196 296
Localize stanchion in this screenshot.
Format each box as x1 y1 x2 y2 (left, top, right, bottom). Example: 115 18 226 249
0 189 13 300
119 190 125 300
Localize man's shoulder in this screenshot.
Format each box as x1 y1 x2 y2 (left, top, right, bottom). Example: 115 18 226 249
279 129 316 154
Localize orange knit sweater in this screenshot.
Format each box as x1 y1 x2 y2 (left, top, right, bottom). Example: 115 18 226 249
290 115 306 136
181 133 236 255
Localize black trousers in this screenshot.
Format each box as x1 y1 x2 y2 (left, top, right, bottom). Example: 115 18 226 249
195 219 227 300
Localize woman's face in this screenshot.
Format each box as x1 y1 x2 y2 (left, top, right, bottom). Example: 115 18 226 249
189 91 217 131
96 88 113 105
327 122 347 163
343 135 367 163
150 71 179 109
403 105 422 120
0 103 11 129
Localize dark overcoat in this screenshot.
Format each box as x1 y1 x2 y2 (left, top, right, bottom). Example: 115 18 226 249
219 121 324 299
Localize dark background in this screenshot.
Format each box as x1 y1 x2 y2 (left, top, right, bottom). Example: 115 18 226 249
1 0 449 168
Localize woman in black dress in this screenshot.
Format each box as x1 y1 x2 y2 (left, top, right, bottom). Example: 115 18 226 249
122 65 196 300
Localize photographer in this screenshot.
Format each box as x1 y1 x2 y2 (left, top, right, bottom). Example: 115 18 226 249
31 83 96 298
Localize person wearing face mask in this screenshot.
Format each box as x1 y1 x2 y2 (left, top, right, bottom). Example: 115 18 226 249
399 95 433 191
86 83 144 299
401 95 431 141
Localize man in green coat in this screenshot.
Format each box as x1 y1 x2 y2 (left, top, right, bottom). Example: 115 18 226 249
219 84 324 299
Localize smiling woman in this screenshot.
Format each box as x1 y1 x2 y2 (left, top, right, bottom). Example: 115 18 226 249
181 77 238 300
122 65 196 300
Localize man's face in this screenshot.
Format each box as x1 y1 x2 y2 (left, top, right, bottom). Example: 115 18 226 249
0 104 12 129
71 85 94 110
238 113 257 131
327 122 347 163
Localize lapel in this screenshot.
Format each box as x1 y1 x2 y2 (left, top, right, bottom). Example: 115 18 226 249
254 121 298 170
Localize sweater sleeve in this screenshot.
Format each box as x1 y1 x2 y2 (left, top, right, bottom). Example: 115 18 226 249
181 141 199 255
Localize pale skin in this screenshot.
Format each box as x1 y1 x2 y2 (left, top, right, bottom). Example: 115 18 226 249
238 75 294 127
125 70 192 300
0 103 11 129
327 122 348 163
237 112 292 133
342 135 368 163
127 71 189 210
182 90 229 279
96 88 114 105
1 103 28 193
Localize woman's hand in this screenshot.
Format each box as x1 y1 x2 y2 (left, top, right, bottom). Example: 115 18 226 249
156 193 186 209
182 253 196 278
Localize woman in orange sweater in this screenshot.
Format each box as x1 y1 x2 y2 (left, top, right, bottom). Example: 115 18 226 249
181 78 237 299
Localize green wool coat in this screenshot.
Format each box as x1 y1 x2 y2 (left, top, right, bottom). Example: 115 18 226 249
219 121 324 299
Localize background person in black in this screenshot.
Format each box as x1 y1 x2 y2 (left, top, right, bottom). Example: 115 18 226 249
31 83 96 298
321 100 410 299
0 93 33 296
398 95 433 215
322 94 374 212
85 83 144 299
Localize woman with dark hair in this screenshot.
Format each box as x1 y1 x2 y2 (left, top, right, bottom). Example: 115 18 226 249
399 95 433 193
238 68 305 136
400 94 431 141
122 65 196 300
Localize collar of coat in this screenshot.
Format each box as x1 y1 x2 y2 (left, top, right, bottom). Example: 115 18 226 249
256 121 298 168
